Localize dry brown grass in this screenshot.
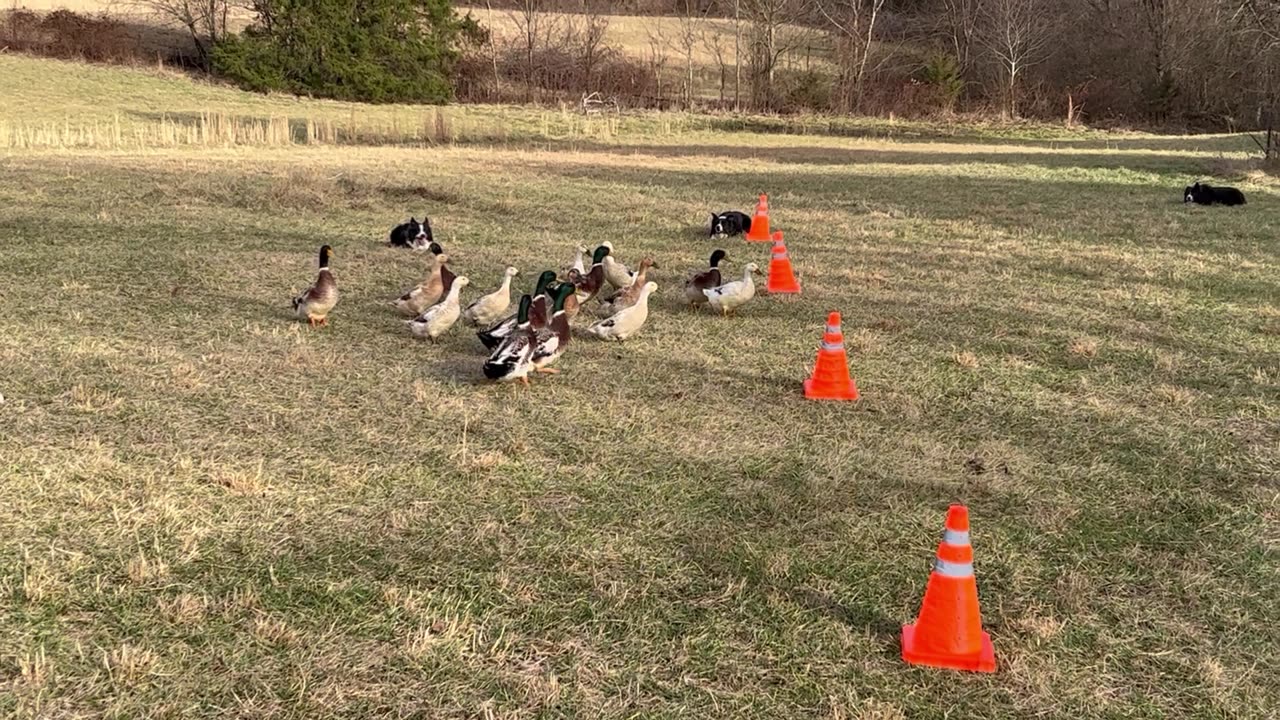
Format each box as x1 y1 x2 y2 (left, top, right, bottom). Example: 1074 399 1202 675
1068 336 1100 358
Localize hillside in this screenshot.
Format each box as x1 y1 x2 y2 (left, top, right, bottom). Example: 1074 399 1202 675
3 53 1261 154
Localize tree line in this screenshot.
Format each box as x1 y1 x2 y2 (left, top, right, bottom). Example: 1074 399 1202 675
4 0 1280 138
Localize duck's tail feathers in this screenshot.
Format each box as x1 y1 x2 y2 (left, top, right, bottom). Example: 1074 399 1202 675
482 360 515 380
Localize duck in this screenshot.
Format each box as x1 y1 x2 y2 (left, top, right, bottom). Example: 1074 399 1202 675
540 279 582 322
703 262 760 317
292 244 339 327
462 266 519 328
569 244 589 275
588 281 657 341
600 241 636 289
685 249 728 308
406 276 470 341
571 245 612 304
477 270 557 350
530 283 578 374
392 251 450 317
428 242 457 297
482 294 537 385
598 257 658 317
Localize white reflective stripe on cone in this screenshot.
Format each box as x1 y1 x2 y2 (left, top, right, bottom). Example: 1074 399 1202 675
825 324 841 334
943 529 970 546
820 340 844 351
933 558 974 577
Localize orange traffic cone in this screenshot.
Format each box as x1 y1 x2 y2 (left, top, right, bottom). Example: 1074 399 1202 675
766 232 801 294
901 505 997 673
803 312 860 401
744 194 772 242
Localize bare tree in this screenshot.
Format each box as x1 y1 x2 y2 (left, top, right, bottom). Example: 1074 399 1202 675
672 0 708 107
741 0 807 110
979 0 1053 118
646 28 672 104
702 20 733 105
130 0 232 68
509 0 563 101
577 3 610 94
1234 0 1280 159
815 0 887 112
937 0 984 79
482 0 503 100
733 0 743 110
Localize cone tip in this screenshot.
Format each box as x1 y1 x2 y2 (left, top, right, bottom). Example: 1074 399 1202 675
945 504 970 531
826 311 841 326
772 231 783 241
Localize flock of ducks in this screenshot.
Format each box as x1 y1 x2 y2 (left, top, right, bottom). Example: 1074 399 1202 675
290 237 762 385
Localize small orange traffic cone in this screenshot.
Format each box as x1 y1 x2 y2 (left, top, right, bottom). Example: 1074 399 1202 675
803 312 859 401
901 505 997 673
766 231 801 294
744 194 772 242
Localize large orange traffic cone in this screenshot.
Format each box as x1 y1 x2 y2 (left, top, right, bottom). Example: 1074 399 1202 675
901 505 997 673
744 194 772 242
766 232 801 294
803 312 859 401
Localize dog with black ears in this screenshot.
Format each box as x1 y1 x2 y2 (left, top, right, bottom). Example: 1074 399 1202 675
1183 182 1246 206
389 216 435 248
709 211 752 238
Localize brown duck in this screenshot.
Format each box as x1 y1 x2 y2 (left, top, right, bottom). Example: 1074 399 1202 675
428 242 456 297
598 257 658 317
392 251 450 317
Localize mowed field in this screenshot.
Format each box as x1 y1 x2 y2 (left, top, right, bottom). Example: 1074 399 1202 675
2 56 1278 719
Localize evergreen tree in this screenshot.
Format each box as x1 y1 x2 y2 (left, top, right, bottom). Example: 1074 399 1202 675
213 0 484 103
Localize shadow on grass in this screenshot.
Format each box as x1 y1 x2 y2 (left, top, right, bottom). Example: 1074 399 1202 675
564 141 1219 176
696 117 1258 153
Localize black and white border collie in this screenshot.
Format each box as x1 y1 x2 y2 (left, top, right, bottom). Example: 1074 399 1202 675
1184 182 1246 206
389 216 435 248
710 211 752 238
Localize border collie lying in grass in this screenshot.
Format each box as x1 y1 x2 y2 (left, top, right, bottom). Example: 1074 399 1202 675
389 217 435 248
1184 182 1246 206
710 211 752 238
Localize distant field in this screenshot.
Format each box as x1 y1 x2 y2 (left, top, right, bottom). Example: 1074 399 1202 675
467 5 827 68
7 1 830 99
2 55 1277 719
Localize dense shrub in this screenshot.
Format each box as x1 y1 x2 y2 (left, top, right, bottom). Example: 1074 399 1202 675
212 0 485 104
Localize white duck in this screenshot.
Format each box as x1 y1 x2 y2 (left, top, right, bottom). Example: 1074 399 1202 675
462 266 518 327
600 241 636 289
569 244 589 275
703 263 760 317
588 282 657 341
406 276 470 341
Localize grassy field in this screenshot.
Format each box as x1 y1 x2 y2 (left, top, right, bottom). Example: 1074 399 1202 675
2 55 1278 719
